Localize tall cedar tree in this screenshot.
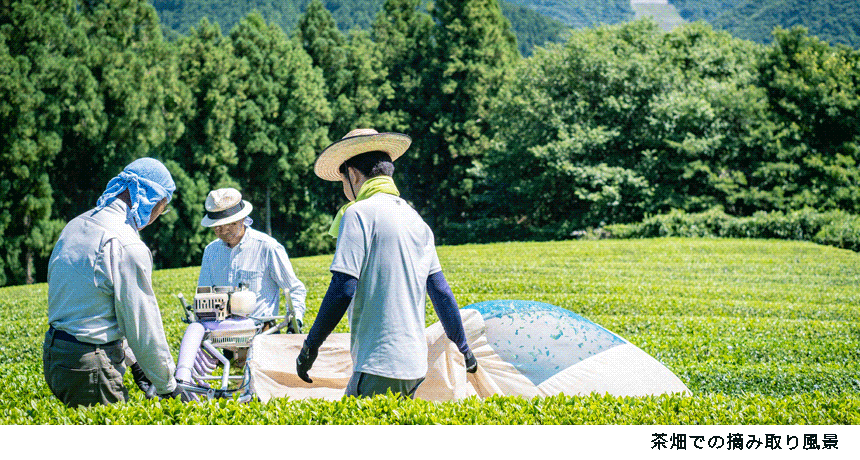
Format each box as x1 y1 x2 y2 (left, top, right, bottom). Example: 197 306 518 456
229 12 331 243
0 0 78 284
747 27 860 213
371 0 435 134
295 0 395 140
150 18 248 268
404 0 519 238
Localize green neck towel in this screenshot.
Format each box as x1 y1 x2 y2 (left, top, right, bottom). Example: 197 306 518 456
329 175 400 237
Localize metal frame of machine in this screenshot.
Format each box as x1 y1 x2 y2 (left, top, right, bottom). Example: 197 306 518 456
173 285 298 401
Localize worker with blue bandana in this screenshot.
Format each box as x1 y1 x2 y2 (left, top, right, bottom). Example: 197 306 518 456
296 129 478 398
43 157 189 407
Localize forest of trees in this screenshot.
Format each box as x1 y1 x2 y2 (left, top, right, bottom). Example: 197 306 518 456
2 0 860 287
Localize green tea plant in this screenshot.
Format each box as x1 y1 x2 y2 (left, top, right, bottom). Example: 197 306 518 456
1 238 858 424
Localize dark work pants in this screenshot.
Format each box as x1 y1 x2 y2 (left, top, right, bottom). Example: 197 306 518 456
345 371 425 399
42 328 128 408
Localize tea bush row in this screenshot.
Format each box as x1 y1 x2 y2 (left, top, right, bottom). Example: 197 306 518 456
2 391 858 425
2 238 858 424
605 207 860 252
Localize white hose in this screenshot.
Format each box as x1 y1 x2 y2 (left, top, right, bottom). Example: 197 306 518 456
176 322 206 383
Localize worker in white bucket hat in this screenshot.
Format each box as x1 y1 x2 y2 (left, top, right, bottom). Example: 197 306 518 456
198 188 307 332
296 129 477 399
200 187 254 227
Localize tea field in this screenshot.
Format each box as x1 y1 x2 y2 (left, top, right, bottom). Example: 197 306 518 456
1 237 858 424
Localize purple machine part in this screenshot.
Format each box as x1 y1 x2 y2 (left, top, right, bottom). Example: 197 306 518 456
176 317 257 391
176 322 205 383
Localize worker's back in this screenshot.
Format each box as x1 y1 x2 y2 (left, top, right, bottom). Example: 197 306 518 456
330 193 441 380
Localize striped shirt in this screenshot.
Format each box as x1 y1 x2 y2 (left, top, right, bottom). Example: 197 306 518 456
198 227 306 320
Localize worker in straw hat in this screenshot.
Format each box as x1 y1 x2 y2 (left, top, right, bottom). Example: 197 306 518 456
44 157 190 406
296 129 477 398
198 187 307 332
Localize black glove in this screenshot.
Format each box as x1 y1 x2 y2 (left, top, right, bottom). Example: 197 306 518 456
159 385 192 402
296 341 318 383
130 362 157 399
464 349 478 374
286 319 303 334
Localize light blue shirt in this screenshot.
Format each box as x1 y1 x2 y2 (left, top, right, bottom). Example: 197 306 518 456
198 227 307 321
47 199 177 394
330 193 441 380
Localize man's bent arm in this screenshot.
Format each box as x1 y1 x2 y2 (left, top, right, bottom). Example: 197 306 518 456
427 270 470 354
304 271 357 350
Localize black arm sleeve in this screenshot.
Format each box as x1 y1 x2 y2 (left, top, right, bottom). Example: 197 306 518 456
427 270 470 354
304 271 357 351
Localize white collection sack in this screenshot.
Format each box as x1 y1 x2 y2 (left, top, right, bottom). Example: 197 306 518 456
248 301 690 402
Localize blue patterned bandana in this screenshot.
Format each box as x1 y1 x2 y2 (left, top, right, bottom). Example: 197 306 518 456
95 158 176 229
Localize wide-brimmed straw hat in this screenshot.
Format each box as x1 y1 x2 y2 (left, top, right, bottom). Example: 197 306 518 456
314 128 411 181
201 188 253 227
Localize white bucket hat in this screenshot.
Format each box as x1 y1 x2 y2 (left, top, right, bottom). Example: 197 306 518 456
314 128 411 181
201 188 253 227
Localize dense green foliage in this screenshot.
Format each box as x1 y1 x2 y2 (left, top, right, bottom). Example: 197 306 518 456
4 1 860 287
670 0 860 49
464 21 860 243
2 238 858 423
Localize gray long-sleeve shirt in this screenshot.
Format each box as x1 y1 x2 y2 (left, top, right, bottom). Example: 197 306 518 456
47 199 177 394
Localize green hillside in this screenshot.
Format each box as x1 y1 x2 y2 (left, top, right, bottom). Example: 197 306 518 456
505 0 633 28
152 0 633 33
631 1 685 32
501 1 571 55
152 0 860 50
151 0 574 55
670 0 860 48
